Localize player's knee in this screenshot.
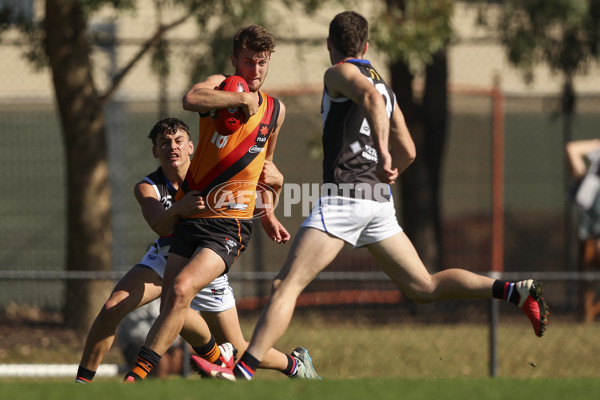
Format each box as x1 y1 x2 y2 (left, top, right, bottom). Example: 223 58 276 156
170 279 195 308
271 279 305 302
99 296 130 324
401 279 437 304
102 296 120 313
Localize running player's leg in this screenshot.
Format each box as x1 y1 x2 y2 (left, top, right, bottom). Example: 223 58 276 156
180 306 216 358
157 247 222 365
369 232 548 336
234 227 345 379
202 307 292 372
368 232 493 302
123 250 226 382
147 249 226 355
76 266 162 383
186 274 238 368
124 218 255 382
202 307 247 356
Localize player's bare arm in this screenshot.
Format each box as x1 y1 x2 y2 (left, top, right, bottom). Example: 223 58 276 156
566 139 600 179
389 102 416 175
260 160 284 193
134 182 205 237
259 160 284 218
259 101 290 243
182 74 258 117
256 160 289 244
324 63 398 184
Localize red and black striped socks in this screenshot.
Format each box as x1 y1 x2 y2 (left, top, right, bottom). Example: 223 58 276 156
234 352 260 380
283 354 298 377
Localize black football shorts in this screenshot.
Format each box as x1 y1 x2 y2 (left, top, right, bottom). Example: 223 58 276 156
169 217 253 272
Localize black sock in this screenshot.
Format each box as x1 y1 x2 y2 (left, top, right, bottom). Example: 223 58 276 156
283 354 297 376
75 365 95 383
192 335 216 356
492 280 520 305
192 336 222 365
234 352 260 380
127 346 161 380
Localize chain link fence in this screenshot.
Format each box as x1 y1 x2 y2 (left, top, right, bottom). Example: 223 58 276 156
2 9 600 378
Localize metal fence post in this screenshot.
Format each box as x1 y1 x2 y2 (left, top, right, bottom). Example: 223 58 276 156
489 298 499 377
182 341 191 378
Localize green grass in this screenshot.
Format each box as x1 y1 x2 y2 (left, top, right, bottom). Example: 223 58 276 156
254 317 600 379
2 377 600 400
3 316 600 379
2 316 600 399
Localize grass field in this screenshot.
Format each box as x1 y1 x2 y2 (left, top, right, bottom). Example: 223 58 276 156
2 377 600 400
2 313 600 379
2 313 600 399
254 316 600 379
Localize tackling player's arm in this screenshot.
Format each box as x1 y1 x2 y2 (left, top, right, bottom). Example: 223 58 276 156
134 182 205 237
324 63 398 184
182 74 259 118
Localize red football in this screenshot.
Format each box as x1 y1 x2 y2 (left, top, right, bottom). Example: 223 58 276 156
211 75 249 136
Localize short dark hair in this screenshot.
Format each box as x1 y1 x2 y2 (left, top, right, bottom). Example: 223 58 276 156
232 25 276 57
148 118 191 145
329 11 368 58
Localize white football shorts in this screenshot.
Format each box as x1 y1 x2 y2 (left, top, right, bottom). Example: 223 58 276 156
301 196 403 247
138 244 236 313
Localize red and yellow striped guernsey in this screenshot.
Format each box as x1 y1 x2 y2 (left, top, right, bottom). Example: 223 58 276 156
176 91 280 219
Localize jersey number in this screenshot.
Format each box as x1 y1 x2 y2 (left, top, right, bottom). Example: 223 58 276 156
211 132 229 149
359 82 393 136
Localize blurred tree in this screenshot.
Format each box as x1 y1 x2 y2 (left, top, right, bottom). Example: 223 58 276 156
490 0 600 117
478 0 600 272
372 0 453 269
0 0 318 331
